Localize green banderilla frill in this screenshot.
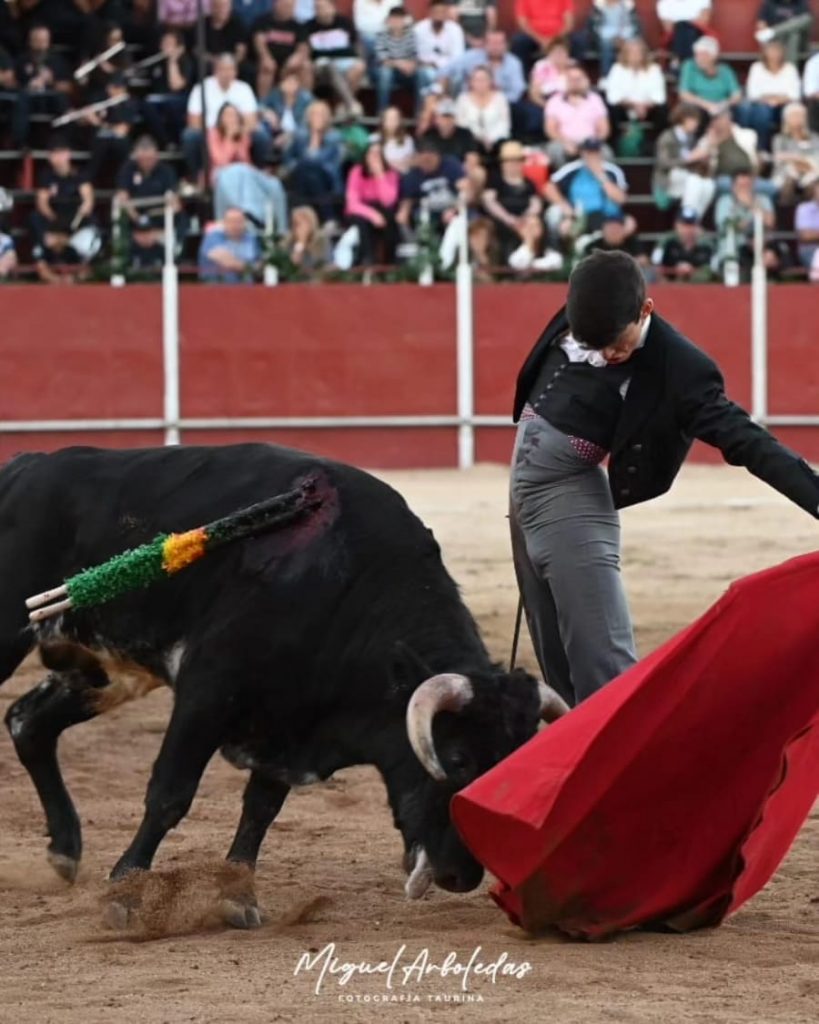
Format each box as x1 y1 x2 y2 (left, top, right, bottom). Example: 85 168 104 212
67 534 170 609
26 479 321 622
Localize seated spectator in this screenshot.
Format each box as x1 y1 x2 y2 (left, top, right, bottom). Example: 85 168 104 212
530 37 571 101
735 40 800 153
85 75 141 182
286 204 331 275
0 188 16 280
397 138 464 232
262 68 313 153
651 207 715 280
451 0 498 48
585 0 641 77
507 212 564 274
652 102 716 218
656 0 711 62
714 170 781 278
481 139 541 259
208 102 253 185
344 141 400 264
454 65 511 153
772 102 819 203
511 0 574 73
678 36 741 125
419 96 480 167
545 65 610 168
198 206 261 281
0 229 15 278
442 30 526 105
14 24 70 145
705 110 775 197
115 136 181 270
354 0 400 75
438 197 495 274
284 99 343 222
184 53 268 183
377 105 416 173
756 1 812 66
32 139 94 246
251 0 311 98
31 140 98 284
795 178 819 272
544 137 630 238
374 5 421 113
804 49 819 134
0 43 21 146
142 30 195 147
516 37 570 140
304 0 365 118
414 0 465 80
158 0 212 31
581 212 649 278
205 0 249 67
605 37 667 150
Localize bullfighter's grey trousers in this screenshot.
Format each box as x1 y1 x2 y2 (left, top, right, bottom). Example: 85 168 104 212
509 414 638 706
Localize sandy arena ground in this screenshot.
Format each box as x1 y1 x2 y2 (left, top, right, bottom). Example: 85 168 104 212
0 463 816 1024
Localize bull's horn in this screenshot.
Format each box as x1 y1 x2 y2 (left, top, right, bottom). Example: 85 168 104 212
538 680 571 722
406 673 474 781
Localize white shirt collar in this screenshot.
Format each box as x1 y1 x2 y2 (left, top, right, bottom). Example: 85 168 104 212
561 313 651 367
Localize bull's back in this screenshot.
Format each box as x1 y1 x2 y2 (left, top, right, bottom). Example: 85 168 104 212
0 442 428 603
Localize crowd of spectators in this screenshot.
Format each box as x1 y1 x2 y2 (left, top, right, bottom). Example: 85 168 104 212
0 0 817 283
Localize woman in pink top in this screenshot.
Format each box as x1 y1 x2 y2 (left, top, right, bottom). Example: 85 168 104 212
530 38 571 103
207 103 252 187
344 141 400 265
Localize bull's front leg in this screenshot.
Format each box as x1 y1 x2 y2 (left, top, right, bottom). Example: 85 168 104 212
4 673 103 881
221 771 290 928
109 688 228 883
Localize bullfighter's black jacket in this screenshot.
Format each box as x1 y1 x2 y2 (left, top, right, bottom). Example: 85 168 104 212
513 306 819 516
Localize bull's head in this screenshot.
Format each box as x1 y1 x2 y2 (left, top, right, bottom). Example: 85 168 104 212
391 669 568 898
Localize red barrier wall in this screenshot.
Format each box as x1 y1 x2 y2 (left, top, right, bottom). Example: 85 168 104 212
1 284 818 468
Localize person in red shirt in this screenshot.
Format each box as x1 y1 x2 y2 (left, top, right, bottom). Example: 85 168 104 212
511 0 575 72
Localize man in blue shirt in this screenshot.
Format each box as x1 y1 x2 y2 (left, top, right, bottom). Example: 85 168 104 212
198 207 261 282
440 30 525 103
544 138 630 237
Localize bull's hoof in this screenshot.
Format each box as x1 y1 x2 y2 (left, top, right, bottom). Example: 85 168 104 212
220 898 263 930
102 898 133 931
47 850 79 884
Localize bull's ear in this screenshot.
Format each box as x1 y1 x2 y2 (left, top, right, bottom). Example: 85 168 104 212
538 681 570 722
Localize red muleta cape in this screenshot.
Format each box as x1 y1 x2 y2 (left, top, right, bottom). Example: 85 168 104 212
451 551 819 939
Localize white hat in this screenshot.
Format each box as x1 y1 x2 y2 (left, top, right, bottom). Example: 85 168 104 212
693 35 720 55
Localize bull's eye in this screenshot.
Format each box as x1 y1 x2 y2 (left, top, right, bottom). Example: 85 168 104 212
446 749 470 774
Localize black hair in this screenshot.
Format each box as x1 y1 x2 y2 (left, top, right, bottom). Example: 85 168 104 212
416 137 442 155
566 251 645 350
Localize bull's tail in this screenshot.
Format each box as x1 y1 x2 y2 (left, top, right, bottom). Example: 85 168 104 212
26 478 323 623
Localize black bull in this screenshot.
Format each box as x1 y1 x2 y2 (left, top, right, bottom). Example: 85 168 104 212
0 444 566 925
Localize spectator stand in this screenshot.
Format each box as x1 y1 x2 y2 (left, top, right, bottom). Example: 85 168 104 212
0 1 818 282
